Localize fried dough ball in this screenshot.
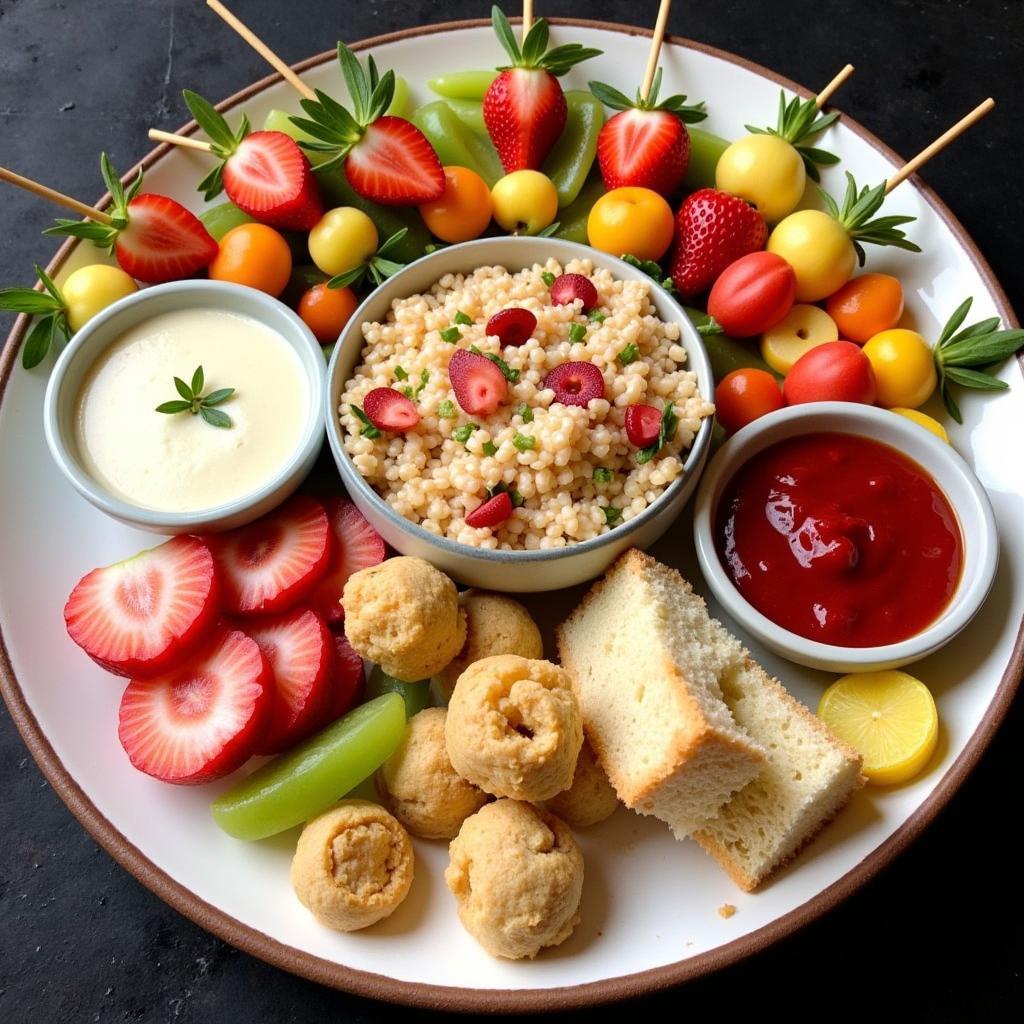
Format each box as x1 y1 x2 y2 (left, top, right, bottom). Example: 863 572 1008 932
545 740 619 828
445 799 584 960
445 654 583 802
291 800 413 932
376 708 490 840
435 590 544 702
343 556 466 681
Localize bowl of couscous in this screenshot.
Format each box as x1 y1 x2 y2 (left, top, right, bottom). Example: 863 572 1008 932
324 236 715 591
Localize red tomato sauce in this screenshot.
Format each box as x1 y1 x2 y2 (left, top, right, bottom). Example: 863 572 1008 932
715 433 962 648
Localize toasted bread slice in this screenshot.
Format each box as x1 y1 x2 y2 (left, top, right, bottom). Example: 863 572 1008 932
557 549 765 838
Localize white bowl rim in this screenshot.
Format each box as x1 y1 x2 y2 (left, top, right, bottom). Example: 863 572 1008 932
692 400 999 665
43 279 326 530
324 235 716 563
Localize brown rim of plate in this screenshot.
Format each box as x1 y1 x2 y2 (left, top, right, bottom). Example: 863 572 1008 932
0 17 1021 1014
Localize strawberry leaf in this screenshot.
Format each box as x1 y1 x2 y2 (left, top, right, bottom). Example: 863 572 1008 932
337 44 371 123
490 5 522 65
182 90 243 154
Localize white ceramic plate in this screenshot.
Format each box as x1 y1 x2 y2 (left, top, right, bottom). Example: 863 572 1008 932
1 18 1021 1012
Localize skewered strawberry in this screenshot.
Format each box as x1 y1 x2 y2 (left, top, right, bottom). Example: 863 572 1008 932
291 46 444 205
44 155 217 284
590 68 707 196
483 6 602 172
181 90 323 230
669 188 768 298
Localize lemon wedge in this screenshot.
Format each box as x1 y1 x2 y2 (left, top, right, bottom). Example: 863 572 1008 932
890 407 950 444
818 671 939 786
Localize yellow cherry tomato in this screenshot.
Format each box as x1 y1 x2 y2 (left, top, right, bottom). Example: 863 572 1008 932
62 264 137 332
716 134 807 223
862 328 937 409
767 209 856 302
209 223 292 297
308 207 379 277
419 165 493 243
490 170 558 235
891 407 950 443
587 186 674 261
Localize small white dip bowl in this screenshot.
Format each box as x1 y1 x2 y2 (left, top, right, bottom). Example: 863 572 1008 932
692 402 998 673
44 280 326 534
324 236 715 593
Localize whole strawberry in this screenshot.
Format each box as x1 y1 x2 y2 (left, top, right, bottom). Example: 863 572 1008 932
484 6 602 172
669 189 767 298
590 68 707 196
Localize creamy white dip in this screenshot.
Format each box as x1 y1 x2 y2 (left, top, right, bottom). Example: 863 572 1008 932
75 307 308 513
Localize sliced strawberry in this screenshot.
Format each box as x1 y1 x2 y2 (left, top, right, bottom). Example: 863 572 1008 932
363 387 420 432
486 307 536 348
223 131 323 231
549 273 598 311
209 496 332 616
325 629 366 724
625 404 663 447
239 606 333 754
448 348 508 416
345 116 444 206
116 194 219 283
669 188 767 298
466 491 514 529
544 361 606 407
64 536 219 679
117 628 271 784
309 498 387 624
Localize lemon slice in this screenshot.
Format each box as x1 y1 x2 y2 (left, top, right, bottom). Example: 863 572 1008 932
818 671 939 786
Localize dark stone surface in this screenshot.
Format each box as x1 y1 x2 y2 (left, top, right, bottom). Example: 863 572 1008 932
1 1 1021 1020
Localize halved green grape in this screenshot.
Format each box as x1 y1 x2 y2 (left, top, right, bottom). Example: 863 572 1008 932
211 693 406 841
542 91 604 207
683 126 731 190
553 171 606 244
199 201 256 240
428 69 497 100
444 97 486 136
387 75 411 119
263 109 432 264
412 101 503 187
365 665 431 718
684 306 780 382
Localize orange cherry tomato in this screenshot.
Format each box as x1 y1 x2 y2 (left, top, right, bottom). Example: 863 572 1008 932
298 283 358 343
825 273 904 344
418 166 493 243
209 223 292 297
715 368 784 434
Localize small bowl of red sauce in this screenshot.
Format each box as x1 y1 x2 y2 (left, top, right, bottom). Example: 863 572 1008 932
692 402 998 672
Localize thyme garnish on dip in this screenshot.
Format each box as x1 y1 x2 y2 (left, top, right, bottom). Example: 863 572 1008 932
155 365 235 428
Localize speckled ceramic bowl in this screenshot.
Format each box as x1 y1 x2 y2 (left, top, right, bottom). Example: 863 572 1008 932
324 236 715 592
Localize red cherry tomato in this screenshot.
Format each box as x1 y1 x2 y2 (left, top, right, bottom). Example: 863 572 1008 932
707 251 797 337
715 369 784 434
783 340 877 406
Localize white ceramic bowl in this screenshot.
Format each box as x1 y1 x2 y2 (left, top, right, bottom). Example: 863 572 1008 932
44 280 326 533
325 236 715 592
693 402 998 672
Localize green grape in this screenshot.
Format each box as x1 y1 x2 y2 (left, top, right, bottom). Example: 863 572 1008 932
443 97 486 136
428 69 497 100
684 306 780 382
387 75 411 119
210 693 406 841
684 126 731 190
553 171 606 244
412 101 503 187
199 201 255 240
365 665 431 717
542 91 604 207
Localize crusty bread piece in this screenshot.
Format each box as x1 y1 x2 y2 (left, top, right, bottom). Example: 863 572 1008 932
693 652 864 891
557 549 765 838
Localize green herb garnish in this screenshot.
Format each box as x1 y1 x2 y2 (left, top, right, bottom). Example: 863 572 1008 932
156 366 235 428
818 172 920 265
588 309 607 323
0 264 71 369
437 399 456 419
454 310 473 326
327 227 409 289
414 369 430 399
618 342 640 365
933 296 1024 423
517 403 534 423
568 323 587 344
351 404 381 439
483 351 520 382
746 89 841 182
636 403 678 464
394 365 408 381
621 254 676 293
603 506 623 526
482 440 498 457
593 467 613 484
440 326 462 344
513 432 536 452
541 271 556 287
453 423 478 444
489 481 525 507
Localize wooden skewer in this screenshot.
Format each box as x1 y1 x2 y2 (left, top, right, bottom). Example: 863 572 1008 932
522 0 534 35
815 63 855 109
886 97 995 193
0 166 113 225
148 129 213 153
640 0 673 101
206 0 315 101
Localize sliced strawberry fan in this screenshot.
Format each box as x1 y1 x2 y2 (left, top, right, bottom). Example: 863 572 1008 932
43 153 217 283
290 46 444 205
